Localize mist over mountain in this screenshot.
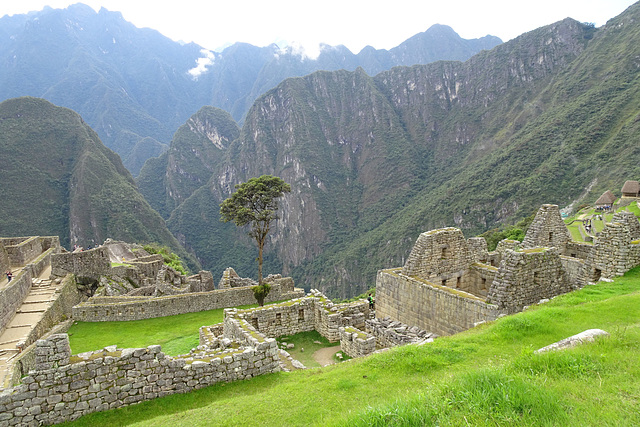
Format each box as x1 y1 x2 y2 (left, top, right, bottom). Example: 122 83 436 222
0 3 501 175
143 3 640 298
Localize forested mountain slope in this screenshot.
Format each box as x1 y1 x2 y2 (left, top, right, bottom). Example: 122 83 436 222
158 3 640 298
0 97 199 271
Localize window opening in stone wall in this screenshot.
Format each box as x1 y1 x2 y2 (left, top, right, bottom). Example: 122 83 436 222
442 279 447 287
276 312 282 326
481 277 487 290
571 253 576 258
549 232 553 243
533 271 541 287
441 246 451 259
456 276 461 288
250 318 258 330
298 309 304 322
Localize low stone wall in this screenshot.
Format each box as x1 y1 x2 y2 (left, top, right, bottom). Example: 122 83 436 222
365 317 436 348
560 255 586 287
0 269 32 333
0 242 10 275
0 332 279 426
24 247 55 279
229 292 369 343
237 298 316 338
72 282 305 322
340 326 376 358
7 320 74 389
51 247 111 280
462 263 497 297
376 269 501 336
3 237 42 267
565 241 593 260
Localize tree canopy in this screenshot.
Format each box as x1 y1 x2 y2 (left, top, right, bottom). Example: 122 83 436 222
220 175 291 291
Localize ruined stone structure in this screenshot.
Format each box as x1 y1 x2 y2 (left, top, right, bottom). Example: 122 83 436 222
0 290 370 424
72 279 305 322
376 203 640 335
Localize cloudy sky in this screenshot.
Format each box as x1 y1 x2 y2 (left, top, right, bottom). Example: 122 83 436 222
1 1 636 55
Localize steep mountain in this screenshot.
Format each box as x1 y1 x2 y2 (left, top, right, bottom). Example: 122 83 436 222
0 96 200 271
163 3 640 298
137 106 240 219
0 4 501 174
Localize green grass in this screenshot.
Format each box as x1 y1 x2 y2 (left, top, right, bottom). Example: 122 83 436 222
60 266 640 426
67 301 286 356
276 330 339 368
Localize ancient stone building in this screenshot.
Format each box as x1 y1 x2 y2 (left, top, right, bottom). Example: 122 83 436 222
376 203 640 335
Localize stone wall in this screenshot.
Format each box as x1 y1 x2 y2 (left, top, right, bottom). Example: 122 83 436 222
487 248 573 313
376 269 501 336
522 204 572 252
72 281 305 322
0 241 10 275
228 292 369 343
51 247 111 280
463 263 498 297
3 237 42 267
565 241 593 260
0 331 279 426
467 237 489 264
188 271 214 293
365 317 436 348
560 255 586 287
583 216 640 282
0 269 32 334
339 327 376 358
401 228 472 281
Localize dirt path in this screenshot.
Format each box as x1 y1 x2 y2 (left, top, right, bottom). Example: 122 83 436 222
312 345 341 367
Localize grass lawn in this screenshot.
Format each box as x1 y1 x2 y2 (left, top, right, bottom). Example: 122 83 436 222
60 267 640 427
276 330 340 368
67 300 287 356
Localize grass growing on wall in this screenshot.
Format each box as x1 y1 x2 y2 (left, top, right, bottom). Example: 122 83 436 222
60 267 640 427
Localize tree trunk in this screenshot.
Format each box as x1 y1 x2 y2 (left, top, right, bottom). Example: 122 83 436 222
258 239 264 287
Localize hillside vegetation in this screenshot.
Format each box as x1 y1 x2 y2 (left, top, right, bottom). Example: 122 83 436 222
147 3 640 298
61 266 640 426
0 97 199 270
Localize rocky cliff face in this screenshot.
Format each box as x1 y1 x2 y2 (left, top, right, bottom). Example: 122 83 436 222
145 5 640 298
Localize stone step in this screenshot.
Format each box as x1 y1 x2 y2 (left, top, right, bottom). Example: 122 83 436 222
16 308 46 314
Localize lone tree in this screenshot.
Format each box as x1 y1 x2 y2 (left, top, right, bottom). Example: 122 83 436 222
220 175 291 301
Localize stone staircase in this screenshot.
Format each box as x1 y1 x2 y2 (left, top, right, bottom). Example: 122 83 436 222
0 266 60 388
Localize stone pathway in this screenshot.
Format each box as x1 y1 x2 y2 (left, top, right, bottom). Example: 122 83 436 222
0 265 61 389
312 345 341 367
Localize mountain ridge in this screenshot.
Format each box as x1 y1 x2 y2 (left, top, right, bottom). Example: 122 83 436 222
0 3 501 174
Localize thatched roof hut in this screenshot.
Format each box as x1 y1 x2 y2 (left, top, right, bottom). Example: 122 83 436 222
595 190 616 206
621 180 640 197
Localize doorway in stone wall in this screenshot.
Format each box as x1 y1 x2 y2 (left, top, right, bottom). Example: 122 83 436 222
593 268 602 282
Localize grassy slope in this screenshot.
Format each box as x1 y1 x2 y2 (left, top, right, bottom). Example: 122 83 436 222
62 267 640 426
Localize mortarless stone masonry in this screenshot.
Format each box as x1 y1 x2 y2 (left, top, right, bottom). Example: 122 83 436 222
376 204 640 336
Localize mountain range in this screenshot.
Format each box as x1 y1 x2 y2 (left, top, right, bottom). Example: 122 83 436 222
0 3 501 175
2 2 640 298
140 3 640 298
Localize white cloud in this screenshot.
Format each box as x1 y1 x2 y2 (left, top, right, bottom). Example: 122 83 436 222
187 49 215 79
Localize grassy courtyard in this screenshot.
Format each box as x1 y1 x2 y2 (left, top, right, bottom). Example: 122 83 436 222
59 266 640 426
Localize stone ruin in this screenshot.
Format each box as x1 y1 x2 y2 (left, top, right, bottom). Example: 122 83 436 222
376 204 640 335
51 239 215 297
